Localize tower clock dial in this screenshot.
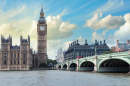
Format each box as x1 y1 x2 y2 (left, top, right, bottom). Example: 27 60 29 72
40 26 44 31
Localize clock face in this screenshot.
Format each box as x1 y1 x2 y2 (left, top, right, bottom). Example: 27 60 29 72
40 26 44 31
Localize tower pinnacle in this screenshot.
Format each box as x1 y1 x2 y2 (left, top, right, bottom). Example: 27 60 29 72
40 4 44 13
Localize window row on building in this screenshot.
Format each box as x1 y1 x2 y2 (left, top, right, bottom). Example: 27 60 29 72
4 60 26 65
3 53 27 58
64 40 110 61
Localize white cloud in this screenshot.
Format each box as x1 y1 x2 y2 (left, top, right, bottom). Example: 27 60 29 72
62 41 72 50
112 13 130 41
75 36 86 45
59 9 69 16
0 5 26 22
83 12 125 30
90 13 130 48
91 0 124 14
47 40 62 60
83 13 99 29
91 30 106 43
47 15 77 39
124 13 130 24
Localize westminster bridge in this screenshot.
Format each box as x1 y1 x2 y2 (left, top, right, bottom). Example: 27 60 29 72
57 51 130 73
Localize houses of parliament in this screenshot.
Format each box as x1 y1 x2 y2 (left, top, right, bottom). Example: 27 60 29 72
0 7 47 70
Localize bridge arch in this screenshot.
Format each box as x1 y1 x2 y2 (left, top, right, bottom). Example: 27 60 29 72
98 58 129 72
79 61 94 71
79 60 94 66
58 65 61 70
62 64 67 70
69 63 77 71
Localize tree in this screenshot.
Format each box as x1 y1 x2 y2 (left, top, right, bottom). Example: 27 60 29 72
39 62 47 67
47 59 57 65
103 50 113 54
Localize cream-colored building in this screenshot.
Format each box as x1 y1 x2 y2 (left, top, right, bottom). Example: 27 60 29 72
0 35 33 70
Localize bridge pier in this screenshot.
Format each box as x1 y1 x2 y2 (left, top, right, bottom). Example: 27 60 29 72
128 65 130 75
76 58 79 71
61 65 63 70
67 61 69 70
93 55 98 73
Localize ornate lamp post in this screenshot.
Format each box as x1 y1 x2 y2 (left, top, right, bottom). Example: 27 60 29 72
95 46 97 56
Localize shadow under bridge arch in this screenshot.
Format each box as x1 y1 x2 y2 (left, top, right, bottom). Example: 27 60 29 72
58 65 61 70
62 64 67 70
69 63 77 71
99 59 129 73
79 61 94 71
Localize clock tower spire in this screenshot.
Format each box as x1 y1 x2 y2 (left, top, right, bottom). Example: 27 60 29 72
37 5 47 66
40 4 44 14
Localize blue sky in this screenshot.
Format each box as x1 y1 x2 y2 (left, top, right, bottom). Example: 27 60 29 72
0 0 130 59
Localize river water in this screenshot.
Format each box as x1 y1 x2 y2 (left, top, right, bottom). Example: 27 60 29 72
0 70 129 86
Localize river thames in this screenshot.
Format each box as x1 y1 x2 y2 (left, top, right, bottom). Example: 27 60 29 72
0 70 129 86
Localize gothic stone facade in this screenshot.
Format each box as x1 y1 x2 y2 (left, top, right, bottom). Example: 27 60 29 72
0 35 33 70
37 6 47 66
0 6 47 70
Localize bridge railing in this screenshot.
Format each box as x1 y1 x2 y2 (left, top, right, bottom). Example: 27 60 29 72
58 51 130 65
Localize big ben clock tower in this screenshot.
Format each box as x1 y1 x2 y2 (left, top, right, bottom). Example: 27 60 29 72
37 6 47 66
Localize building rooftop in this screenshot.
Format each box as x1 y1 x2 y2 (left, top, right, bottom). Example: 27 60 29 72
38 17 46 23
118 43 130 49
65 40 110 54
11 46 20 49
22 39 28 43
2 38 9 43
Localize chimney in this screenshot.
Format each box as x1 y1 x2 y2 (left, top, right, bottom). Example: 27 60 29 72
95 40 97 43
75 41 76 45
77 40 78 44
117 40 119 44
85 40 88 45
100 41 102 45
104 40 105 44
127 40 129 44
73 42 74 45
